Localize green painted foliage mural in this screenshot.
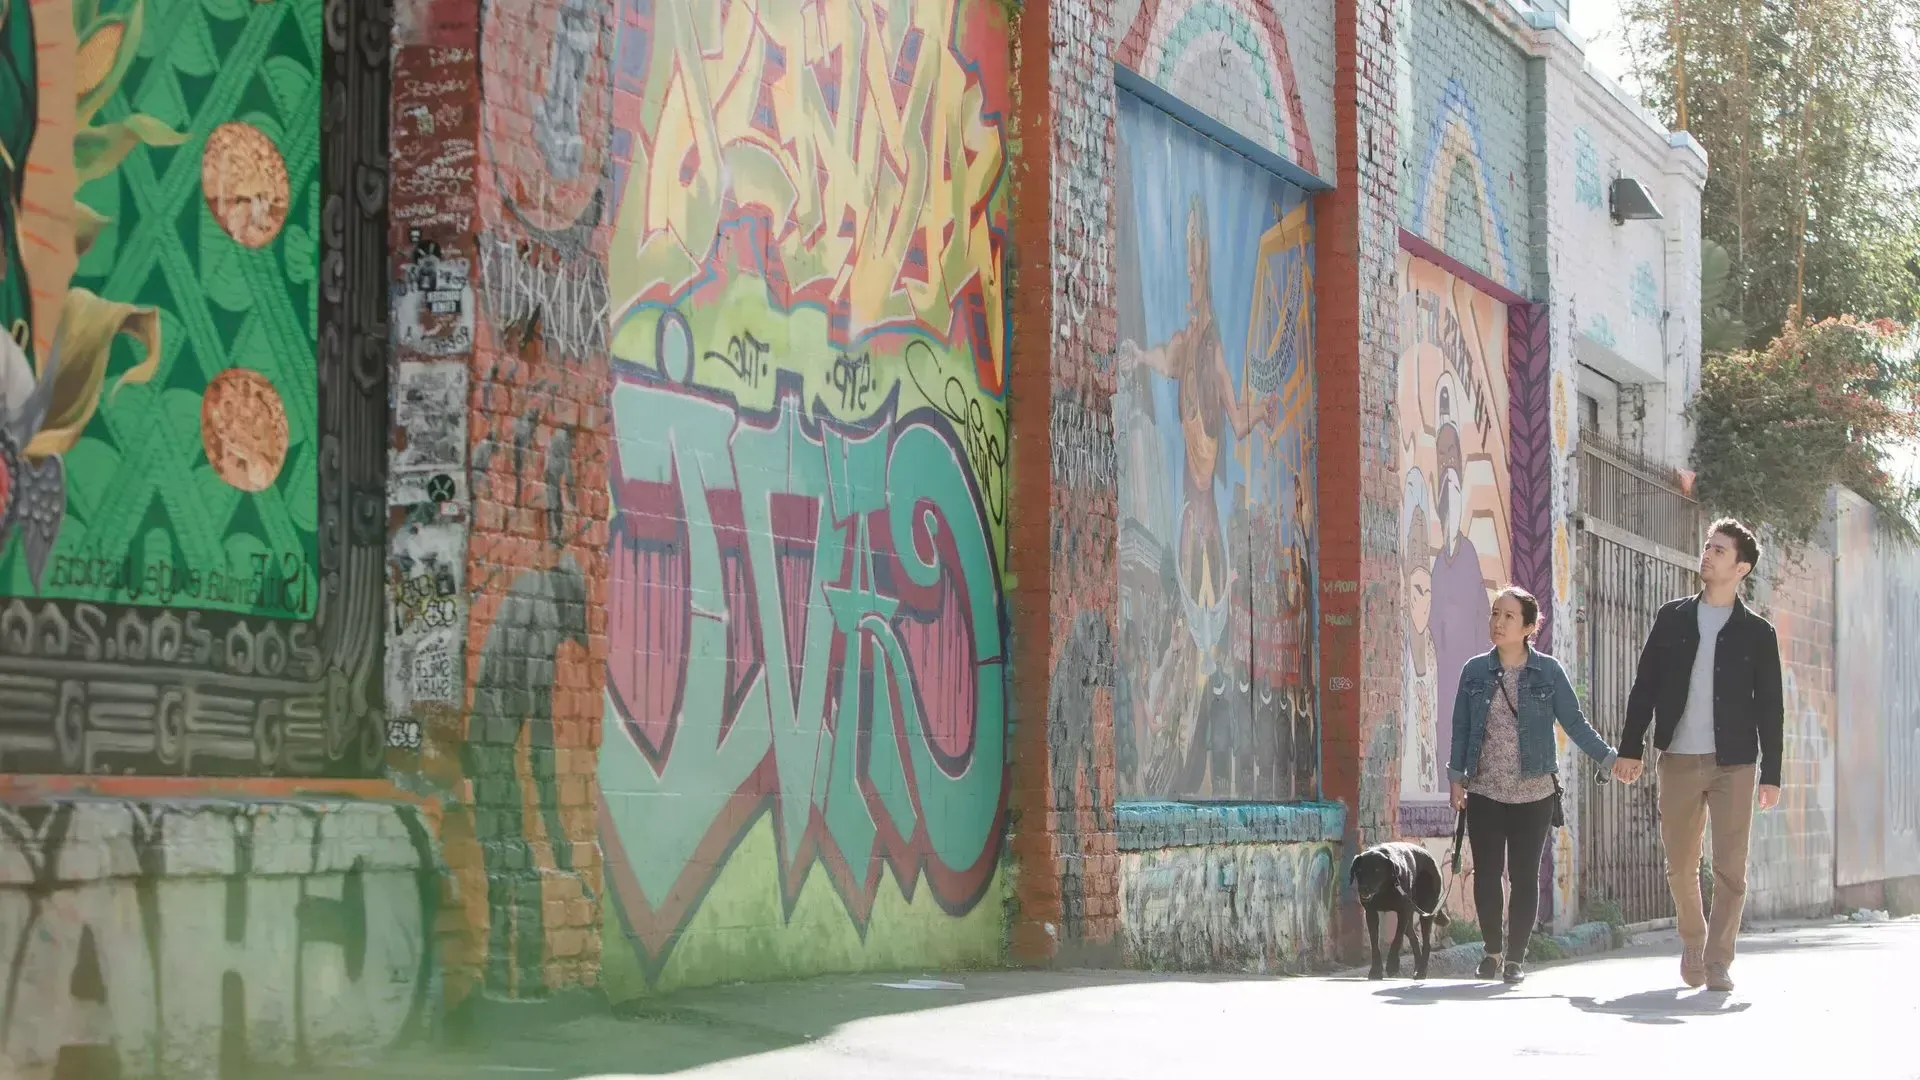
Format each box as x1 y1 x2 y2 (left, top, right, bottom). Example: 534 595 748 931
0 0 321 619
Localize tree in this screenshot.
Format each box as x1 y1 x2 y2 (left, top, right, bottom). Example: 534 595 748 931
1700 239 1746 355
1688 317 1920 546
1621 0 1920 346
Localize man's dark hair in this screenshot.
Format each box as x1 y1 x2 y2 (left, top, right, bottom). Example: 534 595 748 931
1710 517 1761 569
1494 585 1540 632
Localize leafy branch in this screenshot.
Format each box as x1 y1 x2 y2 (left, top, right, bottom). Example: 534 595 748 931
1688 317 1920 549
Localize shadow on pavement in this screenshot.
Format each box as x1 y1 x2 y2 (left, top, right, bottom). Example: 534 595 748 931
321 968 1269 1078
1563 989 1753 1025
1370 980 1524 1006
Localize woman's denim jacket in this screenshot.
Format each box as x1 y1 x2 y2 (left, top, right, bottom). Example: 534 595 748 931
1447 648 1617 784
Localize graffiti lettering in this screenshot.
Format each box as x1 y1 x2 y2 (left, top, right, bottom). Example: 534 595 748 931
0 802 434 1077
612 0 1009 392
830 351 878 414
478 233 609 361
904 341 1008 527
532 0 595 179
704 333 772 390
600 376 1006 975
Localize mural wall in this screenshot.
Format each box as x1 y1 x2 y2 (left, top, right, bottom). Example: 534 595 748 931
2 0 320 617
1110 0 1335 185
1398 2 1528 295
1111 91 1317 802
1395 252 1511 808
597 0 1012 996
0 0 390 777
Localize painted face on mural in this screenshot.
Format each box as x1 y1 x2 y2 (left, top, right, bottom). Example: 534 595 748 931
1436 423 1465 546
1186 202 1211 314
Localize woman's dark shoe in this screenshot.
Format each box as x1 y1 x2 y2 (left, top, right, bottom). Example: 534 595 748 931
1475 953 1502 980
1503 961 1526 985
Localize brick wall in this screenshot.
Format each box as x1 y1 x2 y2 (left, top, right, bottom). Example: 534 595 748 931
1315 0 1402 964
1008 0 1124 964
1744 541 1839 920
386 0 611 1005
1399 0 1531 296
1110 0 1337 184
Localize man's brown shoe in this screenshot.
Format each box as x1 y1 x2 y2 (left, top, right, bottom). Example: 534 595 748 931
1705 962 1734 992
1681 946 1707 988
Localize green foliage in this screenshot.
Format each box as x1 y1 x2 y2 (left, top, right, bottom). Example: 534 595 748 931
1584 893 1630 948
1621 0 1920 345
1688 317 1920 548
1526 933 1566 963
1447 918 1483 945
1701 239 1748 354
1697 315 1920 541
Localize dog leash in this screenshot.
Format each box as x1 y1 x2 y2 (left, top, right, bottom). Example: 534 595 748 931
1440 807 1468 913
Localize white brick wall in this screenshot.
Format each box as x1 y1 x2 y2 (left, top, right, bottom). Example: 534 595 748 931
1110 0 1337 184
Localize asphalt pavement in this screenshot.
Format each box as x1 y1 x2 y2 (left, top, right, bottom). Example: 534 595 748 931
323 917 1917 1079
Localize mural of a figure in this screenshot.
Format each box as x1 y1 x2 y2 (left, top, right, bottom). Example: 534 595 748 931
1119 199 1282 794
1401 469 1438 795
1396 252 1511 805
1113 92 1317 802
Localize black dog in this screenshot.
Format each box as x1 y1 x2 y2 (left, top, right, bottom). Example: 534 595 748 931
1349 841 1450 980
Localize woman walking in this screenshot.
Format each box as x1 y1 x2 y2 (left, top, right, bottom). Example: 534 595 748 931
1447 586 1618 984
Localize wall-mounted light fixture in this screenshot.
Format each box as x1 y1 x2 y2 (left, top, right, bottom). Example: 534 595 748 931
1610 177 1664 224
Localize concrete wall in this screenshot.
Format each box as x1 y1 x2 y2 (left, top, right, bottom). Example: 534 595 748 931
1115 804 1342 972
595 0 1014 996
1834 491 1920 892
0 793 438 1078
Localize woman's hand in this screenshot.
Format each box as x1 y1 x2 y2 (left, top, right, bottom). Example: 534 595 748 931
1449 781 1467 811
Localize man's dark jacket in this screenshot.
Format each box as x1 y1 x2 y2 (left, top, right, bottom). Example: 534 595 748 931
1618 594 1785 787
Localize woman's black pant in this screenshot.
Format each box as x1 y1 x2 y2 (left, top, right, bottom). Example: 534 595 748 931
1466 792 1556 959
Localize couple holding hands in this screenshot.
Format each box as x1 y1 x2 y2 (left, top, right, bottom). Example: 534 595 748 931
1445 518 1782 991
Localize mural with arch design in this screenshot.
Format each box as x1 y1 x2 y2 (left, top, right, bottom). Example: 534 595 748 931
1112 0 1326 180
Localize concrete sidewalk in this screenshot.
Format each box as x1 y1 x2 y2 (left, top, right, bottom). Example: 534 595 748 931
314 917 1917 1079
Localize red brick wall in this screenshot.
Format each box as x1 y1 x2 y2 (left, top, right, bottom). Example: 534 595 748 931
386 0 611 1004
1008 0 1123 963
1316 0 1403 963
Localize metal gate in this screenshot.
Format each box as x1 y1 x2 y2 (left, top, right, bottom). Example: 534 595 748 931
1578 527 1693 923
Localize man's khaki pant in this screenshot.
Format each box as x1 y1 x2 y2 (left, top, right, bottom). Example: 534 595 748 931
1657 752 1758 966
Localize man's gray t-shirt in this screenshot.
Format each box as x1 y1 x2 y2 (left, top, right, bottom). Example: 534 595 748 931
1670 601 1735 754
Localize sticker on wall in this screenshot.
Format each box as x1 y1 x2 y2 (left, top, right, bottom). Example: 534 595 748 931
390 360 468 507
0 0 322 619
386 521 466 728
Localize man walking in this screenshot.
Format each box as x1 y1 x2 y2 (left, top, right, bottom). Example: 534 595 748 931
1611 518 1783 993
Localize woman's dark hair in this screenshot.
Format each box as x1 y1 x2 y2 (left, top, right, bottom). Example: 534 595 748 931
1493 585 1540 633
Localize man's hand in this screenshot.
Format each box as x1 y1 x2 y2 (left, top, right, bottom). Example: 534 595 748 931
1449 781 1467 812
1612 758 1644 784
1757 784 1781 811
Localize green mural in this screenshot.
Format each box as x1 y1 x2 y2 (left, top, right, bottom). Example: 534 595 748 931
0 0 320 618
